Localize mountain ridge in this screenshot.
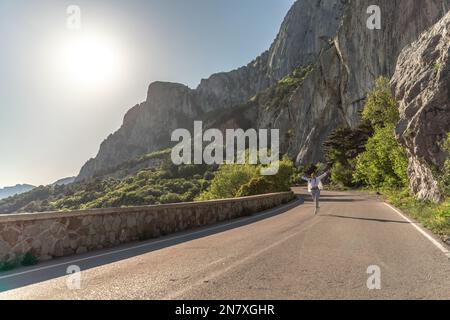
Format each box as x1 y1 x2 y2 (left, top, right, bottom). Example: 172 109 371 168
77 0 450 186
76 0 346 180
0 184 35 200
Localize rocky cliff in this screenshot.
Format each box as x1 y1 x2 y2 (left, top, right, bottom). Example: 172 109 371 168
391 11 450 202
257 0 450 164
77 0 450 181
77 0 345 180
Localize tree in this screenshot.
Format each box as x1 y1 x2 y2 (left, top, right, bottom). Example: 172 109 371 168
323 121 373 187
330 161 354 187
362 77 400 128
353 124 408 189
349 76 409 191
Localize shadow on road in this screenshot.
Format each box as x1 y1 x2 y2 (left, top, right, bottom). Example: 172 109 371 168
0 196 304 293
303 198 364 203
312 194 357 198
325 214 411 224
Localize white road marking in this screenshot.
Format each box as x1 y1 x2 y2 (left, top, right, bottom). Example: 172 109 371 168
383 202 450 259
0 198 303 280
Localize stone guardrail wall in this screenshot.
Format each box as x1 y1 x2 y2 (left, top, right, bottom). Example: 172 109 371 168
0 192 295 262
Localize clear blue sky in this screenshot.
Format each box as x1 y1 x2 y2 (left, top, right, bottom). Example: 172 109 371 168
0 0 294 187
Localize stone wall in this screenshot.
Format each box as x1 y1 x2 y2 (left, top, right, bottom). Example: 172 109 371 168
0 192 294 262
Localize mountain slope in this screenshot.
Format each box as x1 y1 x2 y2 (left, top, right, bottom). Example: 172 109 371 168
0 184 35 200
77 0 450 181
76 0 346 180
51 177 75 186
258 0 450 164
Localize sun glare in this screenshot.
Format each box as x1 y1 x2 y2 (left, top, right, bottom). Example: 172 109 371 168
57 33 121 89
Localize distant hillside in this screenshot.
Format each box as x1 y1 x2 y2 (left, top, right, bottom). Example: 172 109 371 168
0 184 35 200
51 177 76 186
0 157 215 214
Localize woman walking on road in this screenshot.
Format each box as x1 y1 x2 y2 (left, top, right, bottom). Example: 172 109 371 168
301 171 329 211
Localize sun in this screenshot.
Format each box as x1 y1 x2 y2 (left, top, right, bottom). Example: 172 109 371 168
58 33 121 89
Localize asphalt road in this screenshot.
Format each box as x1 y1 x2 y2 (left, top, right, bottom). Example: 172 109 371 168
0 188 449 300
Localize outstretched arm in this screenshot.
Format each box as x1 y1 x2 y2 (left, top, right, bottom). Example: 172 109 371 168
300 176 309 182
317 171 329 180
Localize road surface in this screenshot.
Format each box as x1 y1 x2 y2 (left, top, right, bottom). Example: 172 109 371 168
0 188 449 300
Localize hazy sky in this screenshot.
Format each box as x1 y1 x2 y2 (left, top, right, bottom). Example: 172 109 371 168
0 0 294 188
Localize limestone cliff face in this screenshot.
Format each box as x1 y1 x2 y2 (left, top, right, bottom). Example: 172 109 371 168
78 82 200 180
78 0 450 181
77 0 345 180
258 0 450 164
391 11 450 202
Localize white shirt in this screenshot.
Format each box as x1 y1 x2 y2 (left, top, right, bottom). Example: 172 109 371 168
301 172 328 192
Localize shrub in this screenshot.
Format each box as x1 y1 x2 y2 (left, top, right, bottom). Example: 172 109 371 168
197 164 259 201
362 77 400 128
160 193 183 204
0 259 19 272
237 177 277 197
21 252 38 266
199 156 295 200
203 171 215 180
353 125 408 189
331 161 354 187
384 189 450 238
262 156 296 192
121 191 147 206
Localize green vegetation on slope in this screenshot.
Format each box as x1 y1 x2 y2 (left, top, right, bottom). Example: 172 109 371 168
0 148 296 214
91 148 172 179
255 64 314 111
197 155 295 201
0 157 216 214
51 163 213 210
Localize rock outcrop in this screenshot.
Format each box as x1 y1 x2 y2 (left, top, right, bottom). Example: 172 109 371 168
77 0 450 181
391 11 450 202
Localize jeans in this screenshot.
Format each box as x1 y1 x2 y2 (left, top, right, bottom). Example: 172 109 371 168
311 189 321 208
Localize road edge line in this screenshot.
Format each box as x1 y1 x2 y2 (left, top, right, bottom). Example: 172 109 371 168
383 202 450 259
